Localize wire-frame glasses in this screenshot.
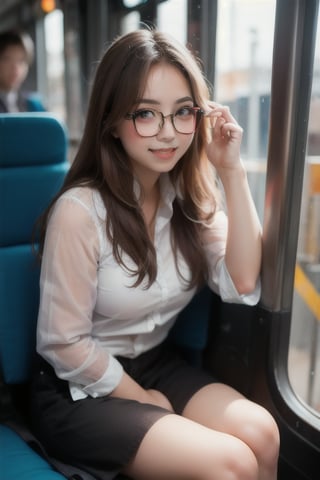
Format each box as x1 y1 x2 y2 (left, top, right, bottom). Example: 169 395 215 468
125 106 204 137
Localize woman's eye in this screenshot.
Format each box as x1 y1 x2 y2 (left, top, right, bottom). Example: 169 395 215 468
135 109 155 120
175 107 194 118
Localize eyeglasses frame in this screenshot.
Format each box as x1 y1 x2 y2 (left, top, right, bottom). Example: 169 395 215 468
125 106 204 137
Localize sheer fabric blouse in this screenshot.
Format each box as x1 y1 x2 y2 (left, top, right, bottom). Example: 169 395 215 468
37 174 260 401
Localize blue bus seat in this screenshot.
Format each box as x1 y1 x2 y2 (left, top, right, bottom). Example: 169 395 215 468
0 113 69 384
0 113 69 480
0 424 65 480
170 286 214 365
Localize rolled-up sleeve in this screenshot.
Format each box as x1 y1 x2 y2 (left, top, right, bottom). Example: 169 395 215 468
37 194 123 400
202 210 261 305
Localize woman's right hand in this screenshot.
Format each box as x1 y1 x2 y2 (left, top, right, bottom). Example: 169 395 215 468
110 371 174 411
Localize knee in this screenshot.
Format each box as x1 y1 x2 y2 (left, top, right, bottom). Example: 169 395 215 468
200 438 259 480
244 407 280 469
223 440 259 480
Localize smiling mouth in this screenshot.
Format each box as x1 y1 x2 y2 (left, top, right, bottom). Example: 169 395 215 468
149 147 177 154
149 147 178 160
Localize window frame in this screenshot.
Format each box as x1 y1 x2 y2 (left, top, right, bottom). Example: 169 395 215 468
261 0 320 474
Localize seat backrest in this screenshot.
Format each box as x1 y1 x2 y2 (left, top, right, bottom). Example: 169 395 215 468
0 113 69 385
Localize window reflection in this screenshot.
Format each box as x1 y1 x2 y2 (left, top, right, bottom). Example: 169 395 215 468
289 10 320 413
215 0 276 220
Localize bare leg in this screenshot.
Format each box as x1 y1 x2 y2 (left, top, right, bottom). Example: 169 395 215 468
123 413 259 480
182 383 280 480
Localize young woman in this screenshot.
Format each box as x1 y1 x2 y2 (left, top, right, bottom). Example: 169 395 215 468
29 29 280 480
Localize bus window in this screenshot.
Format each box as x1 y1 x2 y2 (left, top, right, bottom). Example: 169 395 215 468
157 0 187 44
120 0 187 42
214 0 276 221
121 10 141 33
44 8 65 120
289 11 320 414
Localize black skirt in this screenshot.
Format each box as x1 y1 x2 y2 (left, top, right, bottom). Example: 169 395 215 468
29 342 216 480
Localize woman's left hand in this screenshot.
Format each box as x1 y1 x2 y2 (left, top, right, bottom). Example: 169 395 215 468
204 101 243 173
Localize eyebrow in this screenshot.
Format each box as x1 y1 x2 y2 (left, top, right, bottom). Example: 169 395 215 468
135 96 194 106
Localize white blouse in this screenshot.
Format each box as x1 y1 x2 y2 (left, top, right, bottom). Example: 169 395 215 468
37 174 260 400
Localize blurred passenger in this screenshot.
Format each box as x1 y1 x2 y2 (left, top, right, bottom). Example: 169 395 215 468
0 30 45 113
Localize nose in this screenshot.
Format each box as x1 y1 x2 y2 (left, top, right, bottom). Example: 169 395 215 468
157 114 176 140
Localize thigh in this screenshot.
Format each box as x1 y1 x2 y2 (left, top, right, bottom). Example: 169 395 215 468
182 383 280 466
124 413 259 480
182 382 275 433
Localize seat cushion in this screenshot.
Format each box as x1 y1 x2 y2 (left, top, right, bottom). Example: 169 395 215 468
0 424 65 479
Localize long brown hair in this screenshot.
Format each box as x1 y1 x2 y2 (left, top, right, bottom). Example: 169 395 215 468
37 29 220 289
